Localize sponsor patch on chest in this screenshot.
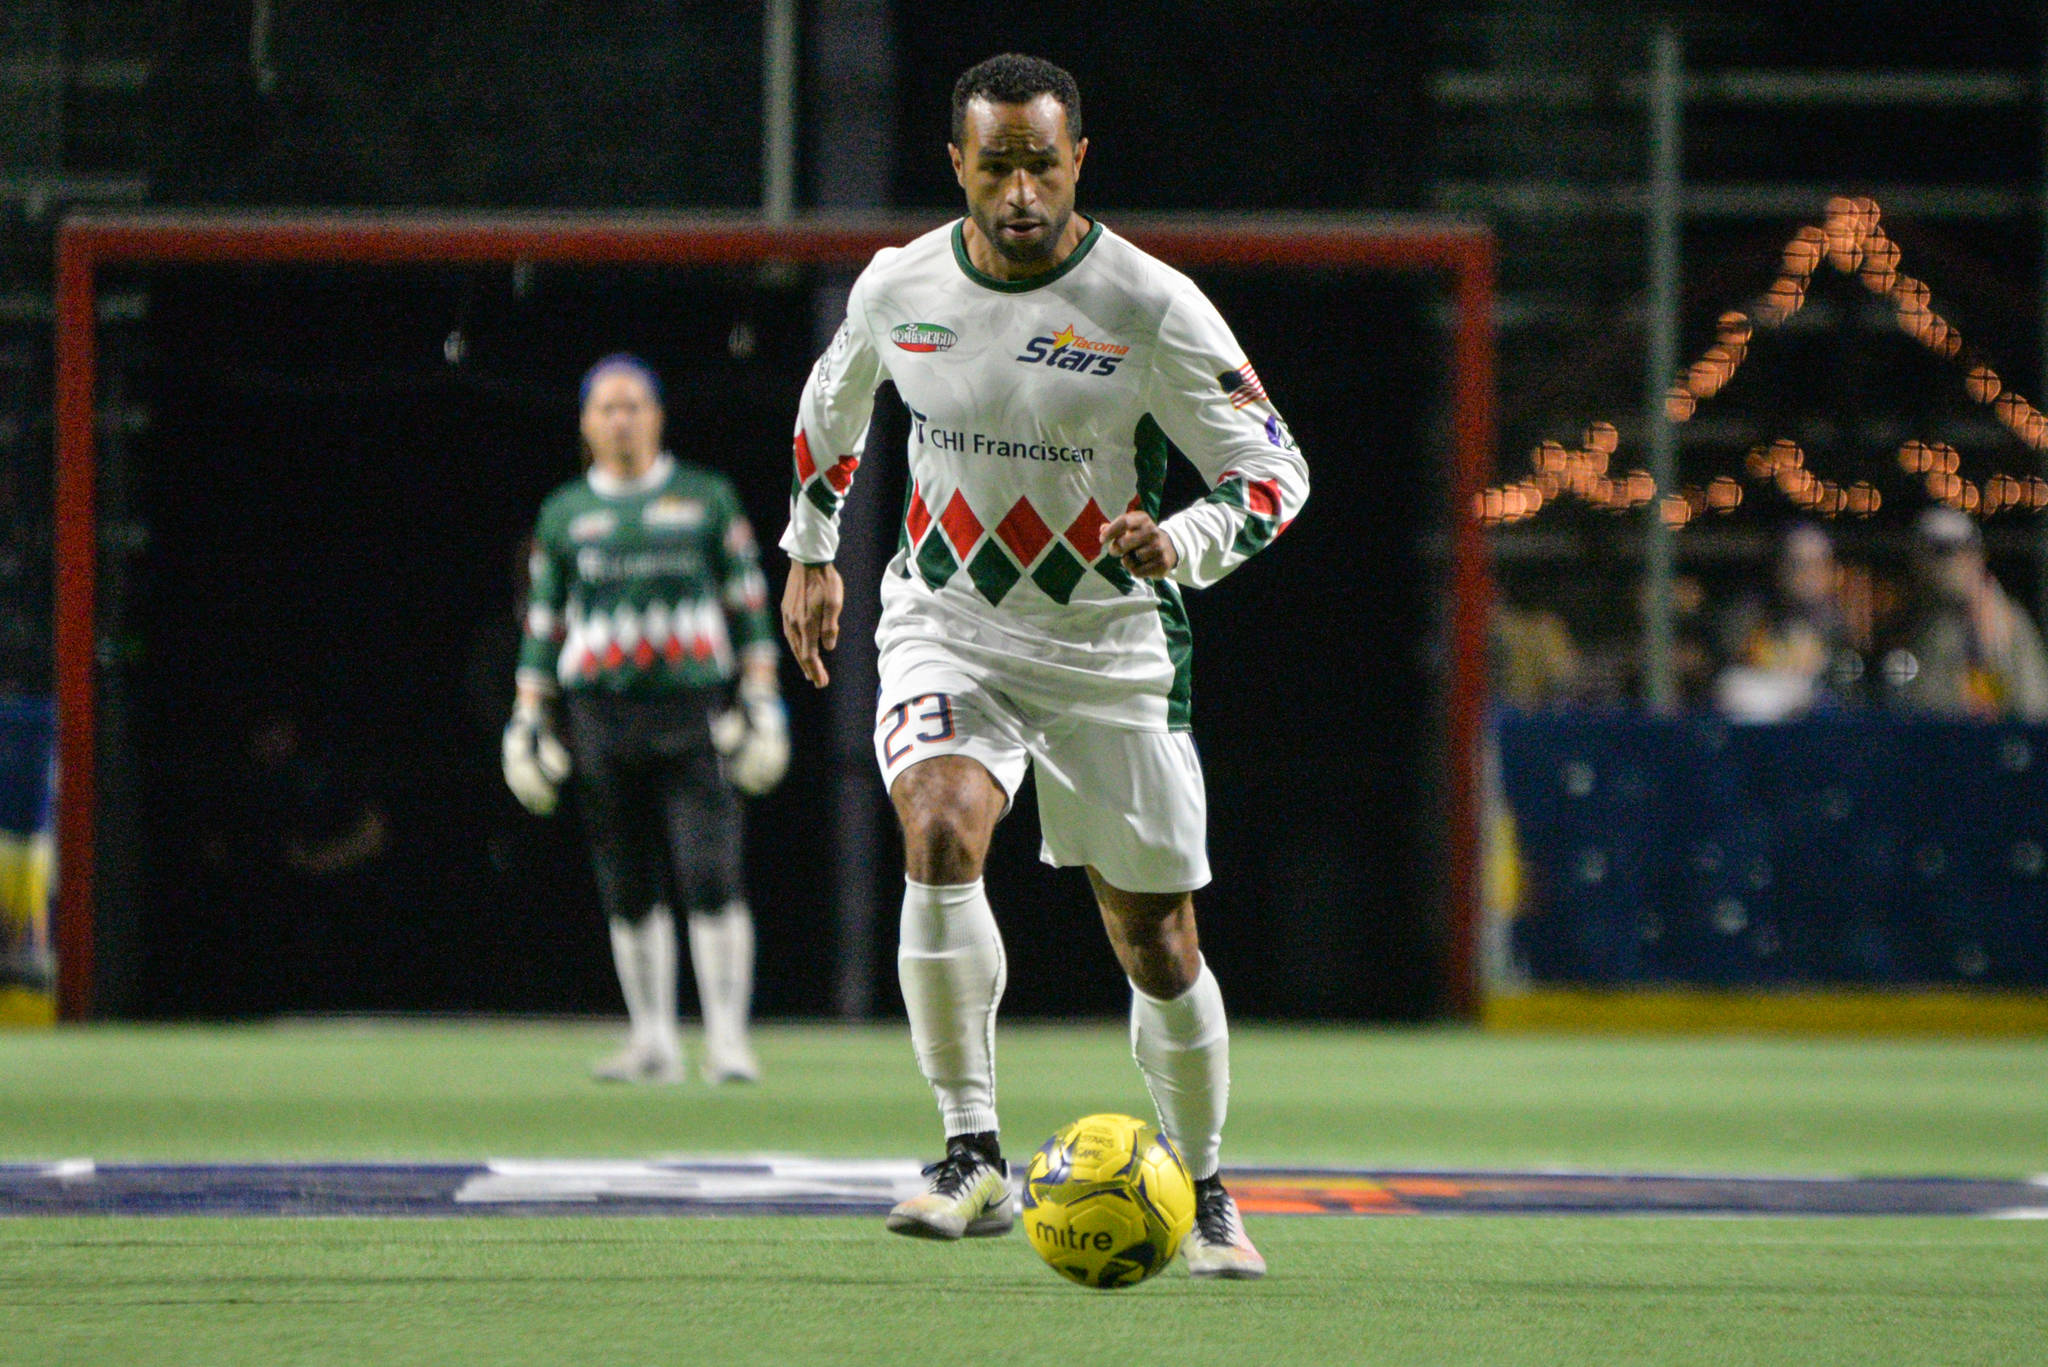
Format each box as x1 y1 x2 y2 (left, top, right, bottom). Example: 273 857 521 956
568 510 619 542
641 496 707 530
891 322 958 353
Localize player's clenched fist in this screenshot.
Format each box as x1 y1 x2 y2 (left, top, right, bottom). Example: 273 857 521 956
782 560 845 687
1100 510 1180 580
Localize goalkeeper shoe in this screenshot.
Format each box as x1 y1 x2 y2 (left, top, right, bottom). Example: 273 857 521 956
885 1136 1013 1240
590 1038 684 1085
700 1036 760 1085
1183 1176 1266 1279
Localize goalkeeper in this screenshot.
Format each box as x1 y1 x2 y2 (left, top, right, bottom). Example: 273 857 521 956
504 353 787 1084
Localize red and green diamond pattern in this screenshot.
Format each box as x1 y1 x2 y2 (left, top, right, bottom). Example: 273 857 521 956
905 486 1136 604
793 429 859 519
1212 472 1287 558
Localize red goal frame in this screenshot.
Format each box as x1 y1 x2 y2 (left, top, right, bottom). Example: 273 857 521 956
52 209 1496 1022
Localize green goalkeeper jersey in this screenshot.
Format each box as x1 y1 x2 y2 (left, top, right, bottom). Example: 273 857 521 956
518 453 775 698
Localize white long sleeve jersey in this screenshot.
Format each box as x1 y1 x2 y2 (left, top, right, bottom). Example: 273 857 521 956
779 219 1309 732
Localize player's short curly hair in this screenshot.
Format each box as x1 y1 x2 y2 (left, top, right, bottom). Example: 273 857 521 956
950 53 1083 146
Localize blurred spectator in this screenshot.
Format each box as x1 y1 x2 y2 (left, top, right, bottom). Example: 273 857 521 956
1490 601 1584 708
207 707 390 879
1881 509 2048 721
1714 524 1861 721
1681 577 1720 704
1578 571 1717 708
201 703 392 1010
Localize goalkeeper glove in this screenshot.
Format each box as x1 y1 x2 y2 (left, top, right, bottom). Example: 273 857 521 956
502 697 572 815
713 678 789 796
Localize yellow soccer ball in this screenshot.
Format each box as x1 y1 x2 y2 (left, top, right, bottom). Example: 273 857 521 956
1022 1113 1196 1289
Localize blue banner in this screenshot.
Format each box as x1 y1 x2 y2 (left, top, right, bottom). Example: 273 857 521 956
0 696 55 1025
1493 712 2048 988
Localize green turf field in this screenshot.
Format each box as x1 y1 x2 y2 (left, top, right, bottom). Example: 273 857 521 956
12 1215 2043 1367
4 1021 2046 1365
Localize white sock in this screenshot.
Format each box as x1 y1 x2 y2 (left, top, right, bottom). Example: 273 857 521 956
898 877 1006 1137
636 905 680 1056
688 901 755 1053
607 915 653 1047
1130 959 1230 1181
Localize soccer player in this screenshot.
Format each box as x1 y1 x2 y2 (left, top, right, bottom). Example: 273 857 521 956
505 354 788 1084
779 54 1307 1279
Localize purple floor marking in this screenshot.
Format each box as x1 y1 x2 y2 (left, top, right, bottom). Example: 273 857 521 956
3 1160 2044 1218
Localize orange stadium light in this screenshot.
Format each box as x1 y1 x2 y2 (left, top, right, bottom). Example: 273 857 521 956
1476 196 2048 526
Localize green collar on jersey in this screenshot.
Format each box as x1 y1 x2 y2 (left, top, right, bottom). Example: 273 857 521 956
950 217 1103 293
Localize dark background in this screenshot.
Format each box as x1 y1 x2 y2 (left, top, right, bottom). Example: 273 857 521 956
110 2 1448 1020
129 262 1438 1022
5 1 2042 1019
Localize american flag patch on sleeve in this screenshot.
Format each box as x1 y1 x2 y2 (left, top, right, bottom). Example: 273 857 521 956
1216 363 1268 409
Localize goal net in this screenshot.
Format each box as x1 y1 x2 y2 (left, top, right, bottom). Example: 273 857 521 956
53 211 1495 1022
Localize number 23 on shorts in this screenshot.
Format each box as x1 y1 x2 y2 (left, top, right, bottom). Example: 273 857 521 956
880 693 956 765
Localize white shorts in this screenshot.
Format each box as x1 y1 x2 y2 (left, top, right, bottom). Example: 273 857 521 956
874 653 1211 894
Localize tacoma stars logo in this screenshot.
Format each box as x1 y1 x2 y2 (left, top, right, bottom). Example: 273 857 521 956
1016 323 1129 377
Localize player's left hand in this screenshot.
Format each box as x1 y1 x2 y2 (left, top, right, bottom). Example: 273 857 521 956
1100 510 1180 580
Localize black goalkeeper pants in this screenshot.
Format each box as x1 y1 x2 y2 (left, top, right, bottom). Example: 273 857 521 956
565 691 742 923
